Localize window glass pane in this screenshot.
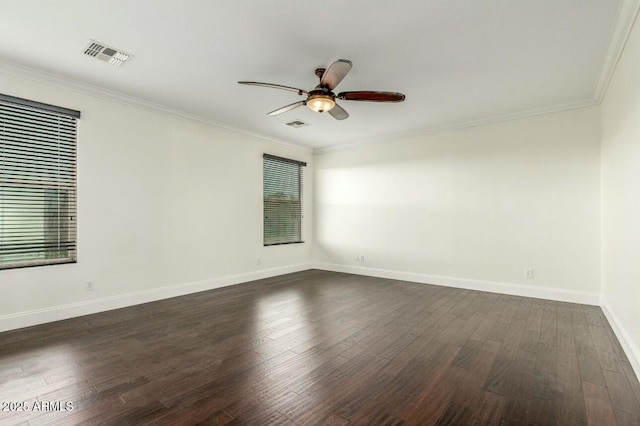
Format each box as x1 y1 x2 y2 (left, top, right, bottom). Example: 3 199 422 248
0 95 78 269
263 155 304 245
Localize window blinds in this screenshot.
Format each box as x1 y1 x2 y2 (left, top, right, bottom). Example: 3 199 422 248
0 94 80 269
263 154 306 246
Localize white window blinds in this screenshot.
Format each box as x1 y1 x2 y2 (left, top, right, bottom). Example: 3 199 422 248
0 94 80 269
263 154 306 246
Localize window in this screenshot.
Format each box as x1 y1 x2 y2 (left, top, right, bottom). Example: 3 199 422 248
263 154 306 245
0 94 80 269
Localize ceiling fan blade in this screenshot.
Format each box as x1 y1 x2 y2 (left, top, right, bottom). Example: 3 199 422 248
267 100 306 116
328 103 349 120
320 59 352 90
337 91 405 102
238 81 308 95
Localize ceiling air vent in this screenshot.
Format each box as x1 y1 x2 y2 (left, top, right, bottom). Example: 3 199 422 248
83 40 133 66
284 120 309 128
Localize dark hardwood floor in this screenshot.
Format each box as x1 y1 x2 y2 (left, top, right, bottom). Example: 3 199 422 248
1 270 639 425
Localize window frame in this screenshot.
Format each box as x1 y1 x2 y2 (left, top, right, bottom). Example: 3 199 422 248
0 93 80 270
263 153 306 246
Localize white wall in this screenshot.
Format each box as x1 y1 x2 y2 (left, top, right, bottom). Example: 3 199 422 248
0 69 313 331
314 107 602 303
600 12 640 377
0 34 637 379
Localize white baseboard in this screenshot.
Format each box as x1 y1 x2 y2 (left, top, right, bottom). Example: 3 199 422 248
0 263 312 333
312 262 600 305
3 261 634 382
600 300 640 382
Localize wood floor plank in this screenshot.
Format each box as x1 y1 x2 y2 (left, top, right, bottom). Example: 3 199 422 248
539 302 558 347
379 329 439 376
280 355 391 423
583 381 618 426
577 348 607 386
614 409 640 426
332 370 396 421
556 393 589 426
602 369 640 415
557 323 583 395
486 322 509 343
0 270 637 425
408 365 468 424
621 361 640 409
467 390 506 425
452 339 483 369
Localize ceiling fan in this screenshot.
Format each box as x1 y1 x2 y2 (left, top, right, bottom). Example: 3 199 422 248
238 59 405 120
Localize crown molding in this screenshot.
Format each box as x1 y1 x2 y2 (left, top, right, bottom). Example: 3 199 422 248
595 0 640 102
0 60 311 154
4 0 637 159
314 99 599 155
312 0 640 155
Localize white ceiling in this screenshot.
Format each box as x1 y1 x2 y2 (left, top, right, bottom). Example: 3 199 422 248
0 1 634 150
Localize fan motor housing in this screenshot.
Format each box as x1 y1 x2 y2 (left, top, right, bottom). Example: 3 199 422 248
306 90 335 113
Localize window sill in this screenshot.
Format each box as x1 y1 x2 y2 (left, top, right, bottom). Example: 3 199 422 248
264 241 305 247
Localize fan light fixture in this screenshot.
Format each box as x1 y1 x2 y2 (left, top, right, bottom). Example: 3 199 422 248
306 93 335 113
238 59 406 121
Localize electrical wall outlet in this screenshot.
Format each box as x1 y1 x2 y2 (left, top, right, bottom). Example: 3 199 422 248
86 281 94 291
524 269 534 279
